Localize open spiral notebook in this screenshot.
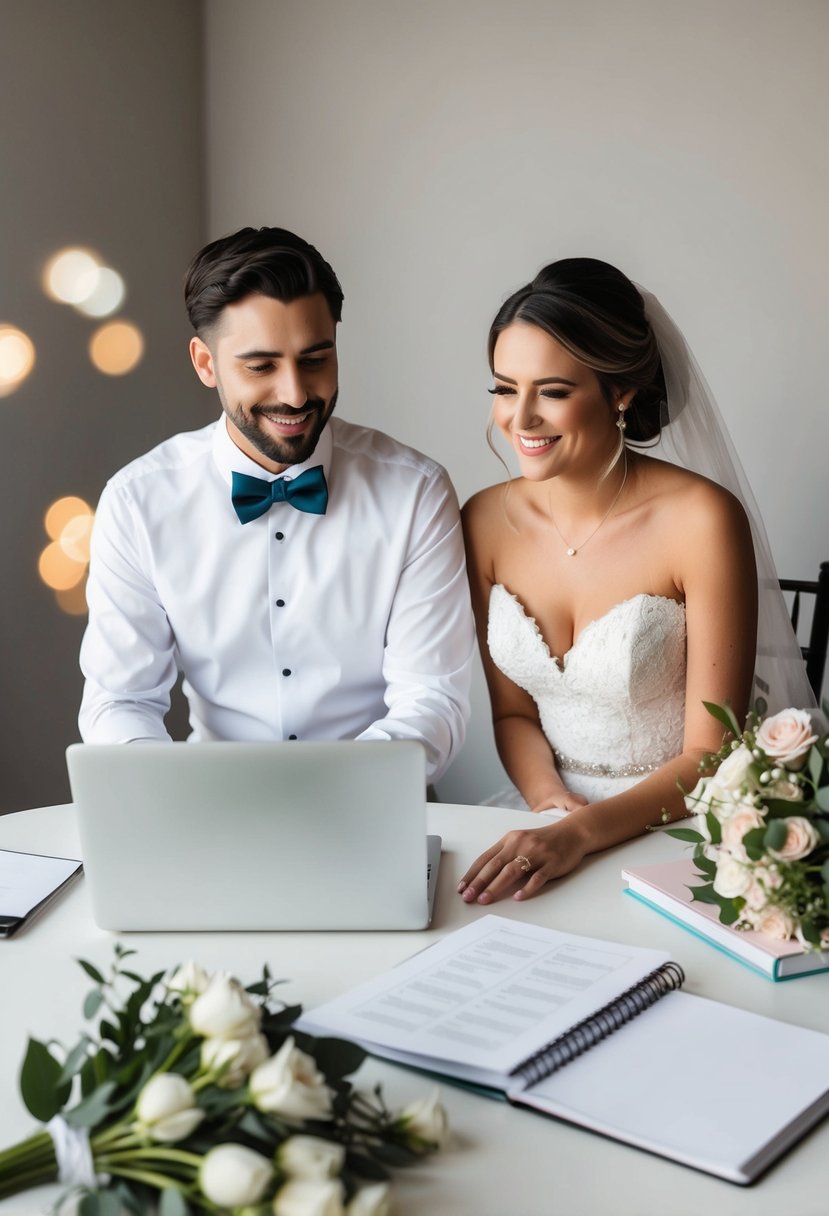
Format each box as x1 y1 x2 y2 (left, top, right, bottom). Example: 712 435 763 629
297 915 829 1184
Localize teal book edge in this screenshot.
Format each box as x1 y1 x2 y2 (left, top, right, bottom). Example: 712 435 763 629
623 888 829 983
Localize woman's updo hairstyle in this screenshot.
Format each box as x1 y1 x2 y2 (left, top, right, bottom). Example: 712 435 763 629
488 258 666 443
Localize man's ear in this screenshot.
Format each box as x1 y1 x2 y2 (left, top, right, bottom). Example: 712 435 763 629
190 336 217 387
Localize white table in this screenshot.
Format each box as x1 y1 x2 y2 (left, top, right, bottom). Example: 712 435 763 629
1 803 827 1216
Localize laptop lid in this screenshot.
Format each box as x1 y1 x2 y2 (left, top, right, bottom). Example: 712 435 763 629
66 741 437 931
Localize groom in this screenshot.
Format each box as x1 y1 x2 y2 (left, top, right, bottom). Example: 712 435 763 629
79 226 474 782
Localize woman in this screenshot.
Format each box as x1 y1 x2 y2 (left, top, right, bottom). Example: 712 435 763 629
458 258 811 905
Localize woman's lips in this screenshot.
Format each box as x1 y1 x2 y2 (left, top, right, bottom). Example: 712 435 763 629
517 434 560 453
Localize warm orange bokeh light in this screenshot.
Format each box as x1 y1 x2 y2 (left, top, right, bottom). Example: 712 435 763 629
55 579 89 616
59 513 94 563
0 324 36 396
89 320 144 375
44 496 93 541
38 542 87 591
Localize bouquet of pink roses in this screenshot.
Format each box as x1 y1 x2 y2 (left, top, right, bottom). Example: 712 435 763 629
673 704 829 946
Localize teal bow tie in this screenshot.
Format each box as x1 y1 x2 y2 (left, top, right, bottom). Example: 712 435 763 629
231 467 328 524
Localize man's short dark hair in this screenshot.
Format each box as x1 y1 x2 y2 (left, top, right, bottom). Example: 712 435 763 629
184 226 344 336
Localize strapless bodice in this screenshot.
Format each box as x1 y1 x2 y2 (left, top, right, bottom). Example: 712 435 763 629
487 584 687 803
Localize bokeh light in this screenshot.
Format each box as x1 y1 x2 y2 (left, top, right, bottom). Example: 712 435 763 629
89 320 144 375
75 267 126 318
0 324 36 396
40 497 95 613
43 247 101 305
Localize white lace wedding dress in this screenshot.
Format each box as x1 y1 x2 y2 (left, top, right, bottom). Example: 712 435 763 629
485 583 687 809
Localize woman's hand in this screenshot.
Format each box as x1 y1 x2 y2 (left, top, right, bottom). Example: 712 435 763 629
529 790 588 814
457 819 590 904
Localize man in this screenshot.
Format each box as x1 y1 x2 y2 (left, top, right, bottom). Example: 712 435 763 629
79 227 474 782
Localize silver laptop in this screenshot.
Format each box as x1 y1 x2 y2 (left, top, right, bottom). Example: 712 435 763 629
65 741 440 931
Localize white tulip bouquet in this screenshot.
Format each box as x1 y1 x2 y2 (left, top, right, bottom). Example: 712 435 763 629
0 949 447 1215
672 703 829 946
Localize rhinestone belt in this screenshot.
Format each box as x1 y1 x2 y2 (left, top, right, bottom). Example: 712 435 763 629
554 750 658 779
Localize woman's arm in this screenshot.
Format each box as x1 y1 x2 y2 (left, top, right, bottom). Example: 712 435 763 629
459 482 758 903
462 492 587 813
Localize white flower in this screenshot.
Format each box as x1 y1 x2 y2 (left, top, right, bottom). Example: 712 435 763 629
769 816 820 862
200 1143 274 1208
720 803 766 860
190 972 261 1040
134 1073 204 1143
745 905 796 941
201 1031 270 1087
250 1037 333 1121
755 709 817 769
347 1183 394 1216
714 745 757 793
766 778 803 802
167 961 211 1002
278 1136 345 1180
273 1179 345 1216
398 1088 448 1150
712 854 752 899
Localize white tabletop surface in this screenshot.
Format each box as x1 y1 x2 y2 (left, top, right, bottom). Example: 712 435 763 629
1 801 828 1216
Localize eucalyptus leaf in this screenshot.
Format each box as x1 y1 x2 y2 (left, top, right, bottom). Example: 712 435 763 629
57 1035 93 1086
78 1194 100 1216
20 1038 71 1121
742 826 768 862
808 745 825 786
158 1187 190 1216
77 959 106 985
96 1192 123 1216
702 700 741 737
64 1079 118 1128
815 786 829 813
764 819 788 851
816 818 829 843
664 827 704 843
83 988 104 1020
799 919 820 945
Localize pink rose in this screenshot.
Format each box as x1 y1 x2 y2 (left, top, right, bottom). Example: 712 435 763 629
769 816 820 862
721 803 765 860
755 709 817 769
745 905 795 941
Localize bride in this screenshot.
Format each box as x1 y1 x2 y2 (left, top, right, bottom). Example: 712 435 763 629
458 258 812 905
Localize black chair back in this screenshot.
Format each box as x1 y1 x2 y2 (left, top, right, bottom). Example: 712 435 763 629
779 561 829 701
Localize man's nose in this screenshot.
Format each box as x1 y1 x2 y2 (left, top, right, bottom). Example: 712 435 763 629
275 363 308 408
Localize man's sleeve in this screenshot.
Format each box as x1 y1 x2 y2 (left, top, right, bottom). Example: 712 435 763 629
355 466 475 783
78 483 177 742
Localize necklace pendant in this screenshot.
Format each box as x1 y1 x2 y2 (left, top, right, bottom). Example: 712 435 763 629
566 547 576 557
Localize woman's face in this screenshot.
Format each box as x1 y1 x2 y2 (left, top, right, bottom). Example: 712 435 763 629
490 322 625 482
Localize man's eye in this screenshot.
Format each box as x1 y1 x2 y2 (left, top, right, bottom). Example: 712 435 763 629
247 363 273 374
300 356 327 369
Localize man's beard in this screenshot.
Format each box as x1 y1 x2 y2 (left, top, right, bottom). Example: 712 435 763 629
226 389 338 468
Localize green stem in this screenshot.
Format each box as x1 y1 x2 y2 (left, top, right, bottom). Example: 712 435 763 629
0 1132 58 1199
106 1165 195 1190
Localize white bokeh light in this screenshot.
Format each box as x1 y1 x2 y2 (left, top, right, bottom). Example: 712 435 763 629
43 247 101 305
75 267 126 318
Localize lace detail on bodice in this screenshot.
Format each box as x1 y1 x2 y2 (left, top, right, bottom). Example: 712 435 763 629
487 584 687 801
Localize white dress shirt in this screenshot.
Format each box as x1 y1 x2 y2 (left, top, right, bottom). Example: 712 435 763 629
79 415 475 782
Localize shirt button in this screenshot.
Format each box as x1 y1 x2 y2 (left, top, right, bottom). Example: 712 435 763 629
275 598 285 607
288 734 297 740
282 668 291 677
275 531 284 541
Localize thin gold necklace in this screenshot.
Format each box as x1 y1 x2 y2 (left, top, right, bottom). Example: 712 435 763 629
547 450 628 557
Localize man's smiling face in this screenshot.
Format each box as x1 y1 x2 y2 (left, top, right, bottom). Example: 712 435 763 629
190 291 338 473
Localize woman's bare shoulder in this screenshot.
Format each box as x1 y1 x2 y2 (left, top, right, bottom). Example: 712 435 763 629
637 455 749 530
462 481 513 531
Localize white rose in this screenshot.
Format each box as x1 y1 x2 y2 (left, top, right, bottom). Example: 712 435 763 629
134 1073 204 1143
766 777 803 802
278 1136 345 1180
273 1179 345 1216
714 745 756 793
167 961 211 1002
746 905 796 941
347 1183 393 1216
250 1037 333 1121
755 709 817 768
190 973 261 1040
201 1031 270 1087
720 803 766 860
398 1088 448 1150
769 816 820 862
712 854 752 899
200 1143 274 1208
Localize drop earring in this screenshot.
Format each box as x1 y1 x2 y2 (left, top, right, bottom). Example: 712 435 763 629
617 402 627 434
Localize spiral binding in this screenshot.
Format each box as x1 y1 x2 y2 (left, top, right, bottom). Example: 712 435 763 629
512 960 685 1088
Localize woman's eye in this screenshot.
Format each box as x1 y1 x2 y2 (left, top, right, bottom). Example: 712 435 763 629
541 389 569 399
487 386 514 396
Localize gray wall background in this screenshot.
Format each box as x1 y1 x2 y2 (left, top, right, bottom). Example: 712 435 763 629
1 1 827 811
0 1 207 812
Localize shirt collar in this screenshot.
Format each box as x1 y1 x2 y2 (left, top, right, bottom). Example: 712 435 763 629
212 414 334 486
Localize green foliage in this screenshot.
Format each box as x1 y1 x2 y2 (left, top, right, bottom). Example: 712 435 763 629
702 700 741 738
20 1039 71 1121
764 819 788 852
665 827 704 843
